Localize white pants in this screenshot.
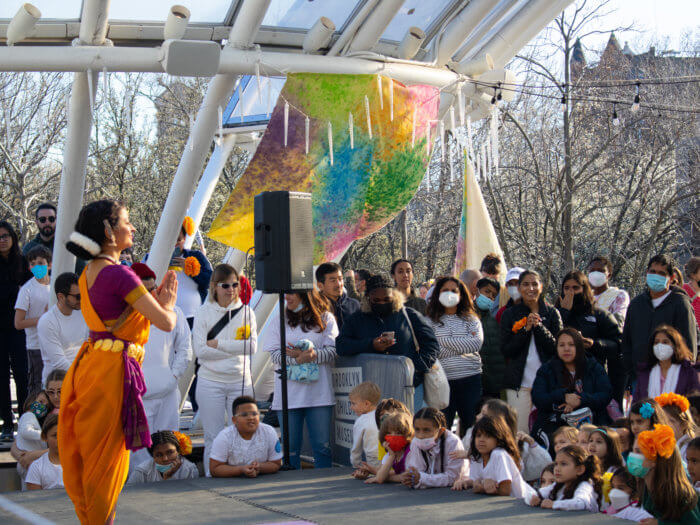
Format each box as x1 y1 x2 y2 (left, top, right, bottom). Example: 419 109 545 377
196 377 252 476
130 388 181 468
506 388 532 434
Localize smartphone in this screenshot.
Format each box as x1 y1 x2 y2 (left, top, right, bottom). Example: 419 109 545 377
381 331 395 342
170 247 182 266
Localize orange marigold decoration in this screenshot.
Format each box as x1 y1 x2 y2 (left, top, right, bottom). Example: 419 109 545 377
638 424 676 460
182 216 195 237
512 317 528 333
173 431 193 456
654 392 690 413
184 256 201 277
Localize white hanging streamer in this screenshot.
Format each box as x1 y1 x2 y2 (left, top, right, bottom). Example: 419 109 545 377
449 138 454 183
255 63 262 103
328 121 334 166
490 105 500 178
457 84 465 128
466 116 473 162
449 106 456 136
217 106 223 147
439 120 445 163
189 113 194 151
349 112 354 150
377 75 383 110
238 82 244 123
87 69 94 117
305 116 310 155
283 101 289 147
411 107 416 148
481 143 488 179
389 79 394 121
364 95 372 140
266 80 272 117
475 148 481 180
425 122 431 158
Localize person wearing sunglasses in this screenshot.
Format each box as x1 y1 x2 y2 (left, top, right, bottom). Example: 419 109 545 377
37 273 88 387
192 263 257 476
21 203 57 258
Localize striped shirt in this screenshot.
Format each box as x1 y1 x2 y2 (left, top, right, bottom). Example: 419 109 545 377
429 314 484 380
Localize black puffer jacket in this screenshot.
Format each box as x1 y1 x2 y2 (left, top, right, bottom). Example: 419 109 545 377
500 301 563 390
556 304 622 365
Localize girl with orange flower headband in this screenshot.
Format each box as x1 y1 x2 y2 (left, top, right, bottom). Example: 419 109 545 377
629 424 700 523
127 430 198 484
655 393 697 460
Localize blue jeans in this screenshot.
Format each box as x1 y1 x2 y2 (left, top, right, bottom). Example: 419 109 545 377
413 382 425 413
277 405 333 469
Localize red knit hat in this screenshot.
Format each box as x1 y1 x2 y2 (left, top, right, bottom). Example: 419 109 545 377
131 262 156 281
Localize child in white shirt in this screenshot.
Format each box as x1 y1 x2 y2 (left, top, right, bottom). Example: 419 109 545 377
452 415 534 500
403 407 467 489
603 467 653 521
14 246 51 394
349 382 381 469
26 413 62 490
526 444 601 513
209 396 282 478
128 430 199 483
15 390 51 483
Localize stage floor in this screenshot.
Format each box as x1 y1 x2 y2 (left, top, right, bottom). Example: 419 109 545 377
4 468 613 524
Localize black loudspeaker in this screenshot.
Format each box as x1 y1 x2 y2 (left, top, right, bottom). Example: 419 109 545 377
254 191 314 293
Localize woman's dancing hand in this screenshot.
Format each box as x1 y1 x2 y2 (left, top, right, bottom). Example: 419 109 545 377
155 270 178 310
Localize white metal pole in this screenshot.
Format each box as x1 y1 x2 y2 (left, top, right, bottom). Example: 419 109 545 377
183 134 237 250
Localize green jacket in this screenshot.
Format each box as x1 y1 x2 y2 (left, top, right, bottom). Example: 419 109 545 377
477 307 504 395
643 489 700 524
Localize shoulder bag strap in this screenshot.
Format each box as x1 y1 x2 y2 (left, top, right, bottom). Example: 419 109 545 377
401 307 420 352
207 306 243 340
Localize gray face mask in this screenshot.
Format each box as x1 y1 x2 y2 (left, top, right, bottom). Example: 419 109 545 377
371 302 393 317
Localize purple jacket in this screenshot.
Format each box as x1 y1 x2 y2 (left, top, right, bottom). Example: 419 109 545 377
632 360 700 402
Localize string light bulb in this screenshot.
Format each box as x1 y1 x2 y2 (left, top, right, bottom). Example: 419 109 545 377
612 104 620 126
631 83 641 113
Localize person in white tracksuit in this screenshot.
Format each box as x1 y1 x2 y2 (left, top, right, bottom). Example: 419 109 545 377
130 263 193 467
192 264 257 476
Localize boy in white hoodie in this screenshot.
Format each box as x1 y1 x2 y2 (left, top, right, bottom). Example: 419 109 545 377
349 382 381 469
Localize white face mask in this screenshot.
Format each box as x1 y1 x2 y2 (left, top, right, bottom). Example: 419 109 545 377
653 343 674 361
608 488 631 511
412 437 437 451
507 286 521 301
439 291 460 308
588 271 608 288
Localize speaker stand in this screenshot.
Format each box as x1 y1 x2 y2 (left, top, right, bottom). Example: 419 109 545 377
278 293 294 471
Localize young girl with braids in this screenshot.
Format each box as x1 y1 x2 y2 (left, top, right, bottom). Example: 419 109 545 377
402 407 467 489
452 415 535 500
633 424 700 523
527 445 602 512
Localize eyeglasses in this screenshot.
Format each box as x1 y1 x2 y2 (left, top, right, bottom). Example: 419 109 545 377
0 234 10 241
38 216 56 224
217 282 239 289
235 411 259 418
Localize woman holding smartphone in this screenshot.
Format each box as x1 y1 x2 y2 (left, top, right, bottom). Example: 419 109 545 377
426 276 484 435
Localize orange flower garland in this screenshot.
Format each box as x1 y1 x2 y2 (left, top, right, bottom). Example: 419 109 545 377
182 216 195 237
173 431 192 456
184 256 201 277
654 392 690 413
638 424 676 460
512 317 528 333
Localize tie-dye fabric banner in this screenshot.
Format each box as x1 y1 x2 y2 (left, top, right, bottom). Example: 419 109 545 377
453 153 505 277
208 73 439 263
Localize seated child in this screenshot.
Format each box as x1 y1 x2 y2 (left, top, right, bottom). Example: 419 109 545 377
602 466 652 521
15 390 51 483
128 431 198 483
629 398 669 438
552 426 578 453
655 392 696 459
353 398 411 479
577 423 597 448
539 463 555 489
452 415 533 500
686 437 700 494
403 408 467 489
349 382 381 469
587 427 624 474
688 394 700 428
209 396 282 478
609 418 632 459
366 412 413 484
25 414 62 490
526 445 601 512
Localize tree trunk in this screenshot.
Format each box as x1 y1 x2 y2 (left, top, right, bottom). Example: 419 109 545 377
399 209 408 259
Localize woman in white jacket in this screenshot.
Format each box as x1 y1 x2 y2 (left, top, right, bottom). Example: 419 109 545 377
192 264 257 476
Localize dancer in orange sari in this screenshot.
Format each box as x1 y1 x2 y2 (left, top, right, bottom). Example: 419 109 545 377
59 200 177 524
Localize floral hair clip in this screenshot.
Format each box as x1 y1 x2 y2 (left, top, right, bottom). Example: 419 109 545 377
173 431 193 456
639 402 655 420
637 424 675 461
654 392 690 413
182 216 195 237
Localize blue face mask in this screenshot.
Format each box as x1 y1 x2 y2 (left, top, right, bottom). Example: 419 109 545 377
475 294 494 311
646 273 669 293
31 264 48 280
155 462 173 474
626 452 650 477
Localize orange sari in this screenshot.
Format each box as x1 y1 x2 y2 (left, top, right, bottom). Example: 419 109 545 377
59 269 150 524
